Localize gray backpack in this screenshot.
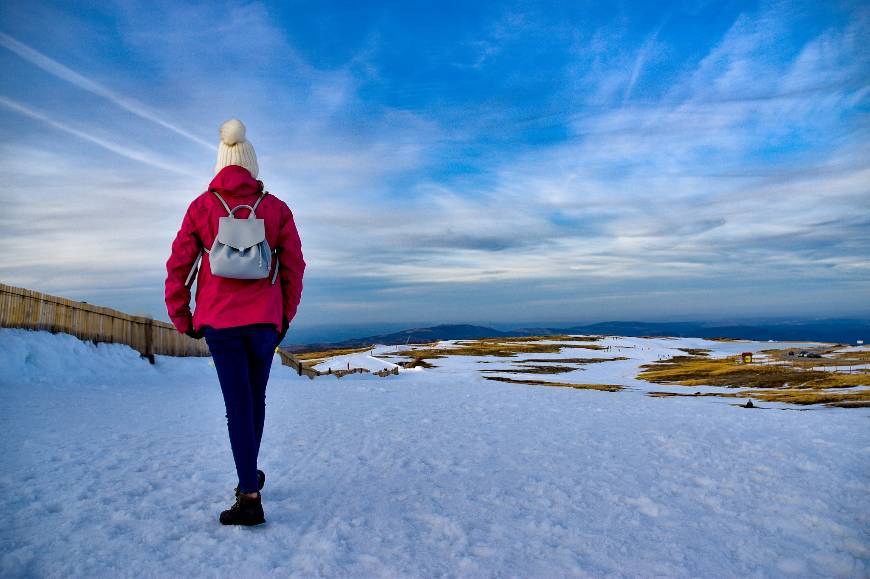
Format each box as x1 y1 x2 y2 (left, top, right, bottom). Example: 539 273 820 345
185 190 279 288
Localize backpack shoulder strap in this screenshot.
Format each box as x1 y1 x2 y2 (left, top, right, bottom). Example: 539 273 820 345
211 190 232 215
213 189 268 216
252 191 268 214
184 249 203 288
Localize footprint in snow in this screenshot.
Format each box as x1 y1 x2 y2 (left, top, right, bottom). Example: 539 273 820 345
625 496 665 518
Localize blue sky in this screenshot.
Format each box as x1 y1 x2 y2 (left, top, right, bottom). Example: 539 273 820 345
1 0 868 338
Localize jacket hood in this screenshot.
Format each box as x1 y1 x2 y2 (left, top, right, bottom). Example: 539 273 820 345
208 165 262 197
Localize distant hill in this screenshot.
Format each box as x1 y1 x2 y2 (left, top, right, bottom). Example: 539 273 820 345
283 319 869 352
284 324 522 352
560 319 870 344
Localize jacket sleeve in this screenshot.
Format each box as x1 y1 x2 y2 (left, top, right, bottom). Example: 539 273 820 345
164 204 201 334
277 206 306 326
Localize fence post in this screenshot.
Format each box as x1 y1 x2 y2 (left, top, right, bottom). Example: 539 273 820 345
142 317 155 364
1 283 211 358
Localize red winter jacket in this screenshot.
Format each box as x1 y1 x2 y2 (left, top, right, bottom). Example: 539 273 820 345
164 165 305 335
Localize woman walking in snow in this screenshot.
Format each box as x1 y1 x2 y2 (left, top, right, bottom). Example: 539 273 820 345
164 119 305 526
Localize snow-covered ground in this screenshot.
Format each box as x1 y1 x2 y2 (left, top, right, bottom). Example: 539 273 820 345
312 349 400 373
1 328 868 577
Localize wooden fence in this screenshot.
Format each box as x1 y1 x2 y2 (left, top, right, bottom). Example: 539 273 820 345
276 348 321 379
274 348 402 380
0 283 210 360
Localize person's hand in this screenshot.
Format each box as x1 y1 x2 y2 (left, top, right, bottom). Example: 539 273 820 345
276 318 289 347
185 327 204 340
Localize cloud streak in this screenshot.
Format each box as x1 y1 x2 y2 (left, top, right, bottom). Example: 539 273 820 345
0 0 867 327
622 21 665 103
0 95 197 176
0 32 213 150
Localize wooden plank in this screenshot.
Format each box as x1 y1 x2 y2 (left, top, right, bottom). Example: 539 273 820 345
276 349 319 379
0 283 210 357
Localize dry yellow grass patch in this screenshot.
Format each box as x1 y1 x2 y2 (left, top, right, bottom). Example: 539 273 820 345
678 348 711 356
482 376 623 392
638 353 870 407
480 355 632 376
294 345 374 361
648 391 737 399
397 357 438 369
742 389 870 406
638 356 850 389
828 400 870 408
470 335 601 343
454 340 606 353
392 337 604 364
434 341 563 357
517 357 630 364
831 349 870 362
379 338 607 368
480 364 577 375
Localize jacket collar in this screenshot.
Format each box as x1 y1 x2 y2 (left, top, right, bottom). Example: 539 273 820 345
208 165 263 197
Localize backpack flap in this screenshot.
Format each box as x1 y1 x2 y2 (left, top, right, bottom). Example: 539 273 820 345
216 216 266 250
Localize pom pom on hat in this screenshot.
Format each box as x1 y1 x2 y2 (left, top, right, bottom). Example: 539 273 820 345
215 118 259 178
220 119 246 146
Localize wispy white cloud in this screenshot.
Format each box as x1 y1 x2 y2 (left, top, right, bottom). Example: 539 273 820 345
303 3 869 293
622 22 665 103
0 32 213 149
0 0 867 326
0 95 197 176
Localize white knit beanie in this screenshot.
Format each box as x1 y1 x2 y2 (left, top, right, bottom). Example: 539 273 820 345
215 119 259 178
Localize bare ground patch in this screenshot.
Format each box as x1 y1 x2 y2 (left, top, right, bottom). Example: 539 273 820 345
483 376 623 392
678 348 711 356
390 336 606 365
295 345 375 362
515 357 630 364
480 365 578 375
638 354 870 407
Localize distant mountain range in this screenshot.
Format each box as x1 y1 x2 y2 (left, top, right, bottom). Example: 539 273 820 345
282 319 869 352
559 319 869 344
283 324 515 352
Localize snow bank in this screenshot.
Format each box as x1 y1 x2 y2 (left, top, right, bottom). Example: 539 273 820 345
0 328 219 389
312 349 400 373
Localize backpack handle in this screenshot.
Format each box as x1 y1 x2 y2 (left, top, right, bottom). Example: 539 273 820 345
212 190 268 219
228 204 257 220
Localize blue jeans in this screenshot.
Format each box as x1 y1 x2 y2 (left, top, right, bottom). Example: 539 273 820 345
203 323 279 494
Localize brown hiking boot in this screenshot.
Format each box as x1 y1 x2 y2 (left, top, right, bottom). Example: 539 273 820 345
219 491 265 526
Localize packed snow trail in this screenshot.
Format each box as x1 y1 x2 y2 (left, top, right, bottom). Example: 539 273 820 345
1 329 868 577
